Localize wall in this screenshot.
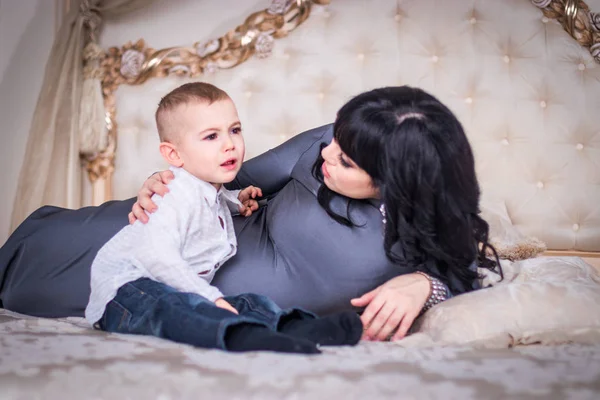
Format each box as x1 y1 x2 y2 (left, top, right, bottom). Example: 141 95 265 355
0 0 57 245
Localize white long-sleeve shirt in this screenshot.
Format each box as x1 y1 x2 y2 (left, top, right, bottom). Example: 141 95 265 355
85 167 242 325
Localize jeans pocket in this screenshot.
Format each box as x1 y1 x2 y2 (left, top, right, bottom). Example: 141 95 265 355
103 300 133 332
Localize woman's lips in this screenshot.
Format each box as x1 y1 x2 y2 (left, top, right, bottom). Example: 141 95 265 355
322 162 331 179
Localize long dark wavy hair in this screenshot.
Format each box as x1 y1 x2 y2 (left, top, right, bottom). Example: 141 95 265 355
312 86 501 292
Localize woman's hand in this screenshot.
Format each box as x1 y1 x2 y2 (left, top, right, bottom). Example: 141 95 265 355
128 170 174 224
237 186 263 217
351 273 430 341
215 298 239 314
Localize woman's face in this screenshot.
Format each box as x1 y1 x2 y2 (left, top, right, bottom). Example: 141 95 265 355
320 139 379 199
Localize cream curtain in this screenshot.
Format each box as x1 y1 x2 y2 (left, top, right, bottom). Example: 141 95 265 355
10 0 155 231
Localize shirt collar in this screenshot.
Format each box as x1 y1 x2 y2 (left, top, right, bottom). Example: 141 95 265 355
218 187 242 207
170 166 241 207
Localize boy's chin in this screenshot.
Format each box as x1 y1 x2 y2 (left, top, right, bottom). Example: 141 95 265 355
209 168 242 185
212 176 238 185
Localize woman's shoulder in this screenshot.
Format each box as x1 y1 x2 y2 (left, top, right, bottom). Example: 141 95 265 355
303 123 333 140
289 124 332 180
277 124 333 159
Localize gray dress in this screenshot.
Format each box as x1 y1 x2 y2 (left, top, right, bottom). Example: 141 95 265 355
0 124 466 318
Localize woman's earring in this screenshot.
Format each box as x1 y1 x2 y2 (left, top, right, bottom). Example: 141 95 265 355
379 204 387 226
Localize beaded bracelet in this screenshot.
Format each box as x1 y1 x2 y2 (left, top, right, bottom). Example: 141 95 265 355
414 271 448 312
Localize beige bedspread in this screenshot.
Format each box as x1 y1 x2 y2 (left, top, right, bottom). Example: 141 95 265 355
1 309 599 399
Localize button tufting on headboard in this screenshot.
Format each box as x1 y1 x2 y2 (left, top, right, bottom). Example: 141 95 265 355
98 0 600 252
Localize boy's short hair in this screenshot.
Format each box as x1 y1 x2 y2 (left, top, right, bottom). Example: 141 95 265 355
156 82 230 142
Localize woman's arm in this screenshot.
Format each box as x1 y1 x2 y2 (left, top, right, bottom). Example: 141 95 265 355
351 272 451 341
226 124 331 196
130 124 332 223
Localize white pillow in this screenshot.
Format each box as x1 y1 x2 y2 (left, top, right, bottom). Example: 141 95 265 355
480 195 546 261
399 257 600 348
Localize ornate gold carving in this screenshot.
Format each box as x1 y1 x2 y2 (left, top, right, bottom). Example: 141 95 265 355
83 0 329 192
83 140 115 183
564 0 578 36
533 0 600 63
101 3 322 86
83 73 118 187
82 104 116 180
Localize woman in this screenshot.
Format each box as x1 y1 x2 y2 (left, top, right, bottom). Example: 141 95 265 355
0 86 499 341
129 86 500 341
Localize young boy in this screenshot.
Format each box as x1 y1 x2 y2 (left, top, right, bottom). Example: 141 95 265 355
85 82 362 354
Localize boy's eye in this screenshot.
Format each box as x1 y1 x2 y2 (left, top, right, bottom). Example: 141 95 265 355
204 133 217 140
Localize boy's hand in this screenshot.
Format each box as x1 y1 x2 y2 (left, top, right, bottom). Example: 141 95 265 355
215 298 239 314
237 186 263 217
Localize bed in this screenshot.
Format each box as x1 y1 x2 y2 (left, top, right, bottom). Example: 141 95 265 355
2 306 600 399
2 0 600 398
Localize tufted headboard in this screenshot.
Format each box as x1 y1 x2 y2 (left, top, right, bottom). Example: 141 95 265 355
93 0 600 255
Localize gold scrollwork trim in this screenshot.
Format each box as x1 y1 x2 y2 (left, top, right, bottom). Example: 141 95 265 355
534 0 600 63
564 0 578 36
83 0 329 191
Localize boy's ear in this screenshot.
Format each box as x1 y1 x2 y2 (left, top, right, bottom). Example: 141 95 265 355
159 142 183 167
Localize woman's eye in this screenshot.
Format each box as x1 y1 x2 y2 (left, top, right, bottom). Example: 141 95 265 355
339 154 351 168
232 127 242 134
204 133 217 140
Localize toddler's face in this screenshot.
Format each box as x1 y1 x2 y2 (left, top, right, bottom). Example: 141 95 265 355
174 98 245 188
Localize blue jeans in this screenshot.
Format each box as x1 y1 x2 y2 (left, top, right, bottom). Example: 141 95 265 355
97 278 316 350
